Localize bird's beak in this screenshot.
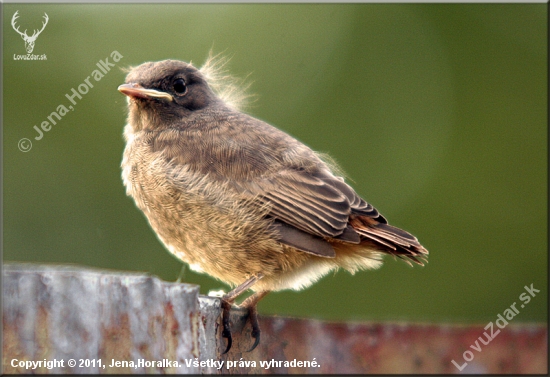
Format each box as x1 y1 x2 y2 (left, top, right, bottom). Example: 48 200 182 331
118 83 173 102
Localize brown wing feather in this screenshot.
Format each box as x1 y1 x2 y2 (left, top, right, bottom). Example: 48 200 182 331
350 216 429 265
237 169 366 239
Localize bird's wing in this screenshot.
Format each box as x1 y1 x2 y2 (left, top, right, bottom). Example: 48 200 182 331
245 168 429 264
234 167 386 255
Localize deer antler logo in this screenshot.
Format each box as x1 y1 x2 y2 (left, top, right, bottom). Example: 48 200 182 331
11 11 49 54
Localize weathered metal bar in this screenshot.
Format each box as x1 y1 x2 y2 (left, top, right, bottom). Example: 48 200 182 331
2 263 207 374
220 311 547 374
3 263 547 374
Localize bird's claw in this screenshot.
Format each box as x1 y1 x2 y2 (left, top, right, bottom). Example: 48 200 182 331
247 328 260 352
246 305 261 352
221 300 233 354
222 330 233 354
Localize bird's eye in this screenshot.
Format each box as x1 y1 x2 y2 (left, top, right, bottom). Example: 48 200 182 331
172 78 187 95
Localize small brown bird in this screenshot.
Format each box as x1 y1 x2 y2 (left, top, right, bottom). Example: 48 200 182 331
118 54 428 353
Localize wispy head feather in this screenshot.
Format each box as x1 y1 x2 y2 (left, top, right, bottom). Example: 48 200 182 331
200 50 255 112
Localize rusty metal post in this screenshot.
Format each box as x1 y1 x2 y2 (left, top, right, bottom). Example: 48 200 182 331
3 263 547 374
220 311 547 374
3 263 208 374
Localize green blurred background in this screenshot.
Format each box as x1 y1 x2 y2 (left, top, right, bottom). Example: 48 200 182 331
3 4 547 324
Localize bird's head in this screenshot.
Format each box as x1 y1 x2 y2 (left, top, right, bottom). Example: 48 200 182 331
119 54 250 132
119 60 221 131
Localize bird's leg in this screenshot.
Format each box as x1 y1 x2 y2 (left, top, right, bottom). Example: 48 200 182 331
221 273 264 354
175 264 186 283
240 290 269 352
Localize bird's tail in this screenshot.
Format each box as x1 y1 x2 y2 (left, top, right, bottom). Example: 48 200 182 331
349 216 429 266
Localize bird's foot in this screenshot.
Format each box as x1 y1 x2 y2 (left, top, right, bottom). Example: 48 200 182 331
219 275 267 354
221 299 233 354
220 299 262 354
246 304 261 352
241 291 268 352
